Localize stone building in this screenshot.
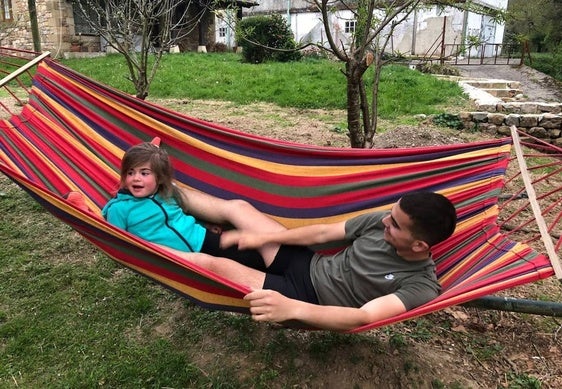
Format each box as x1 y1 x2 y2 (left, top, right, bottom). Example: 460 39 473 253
1 1 255 57
216 0 509 58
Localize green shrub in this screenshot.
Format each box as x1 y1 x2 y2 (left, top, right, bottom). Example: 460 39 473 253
236 14 302 64
527 47 562 82
432 113 463 130
416 63 460 76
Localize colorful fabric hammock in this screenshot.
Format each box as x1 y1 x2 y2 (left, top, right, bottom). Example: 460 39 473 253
0 58 555 332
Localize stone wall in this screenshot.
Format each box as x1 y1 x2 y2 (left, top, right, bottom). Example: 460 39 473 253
460 102 562 146
2 0 34 51
5 1 214 56
2 0 79 56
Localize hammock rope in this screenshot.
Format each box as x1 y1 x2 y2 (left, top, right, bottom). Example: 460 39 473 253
0 50 559 332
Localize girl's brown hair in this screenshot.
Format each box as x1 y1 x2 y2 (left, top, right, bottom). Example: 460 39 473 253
119 142 187 211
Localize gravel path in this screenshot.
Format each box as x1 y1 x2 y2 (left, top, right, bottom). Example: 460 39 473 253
455 63 562 103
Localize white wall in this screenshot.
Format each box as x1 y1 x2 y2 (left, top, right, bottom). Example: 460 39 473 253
221 1 508 58
215 10 237 48
473 0 508 9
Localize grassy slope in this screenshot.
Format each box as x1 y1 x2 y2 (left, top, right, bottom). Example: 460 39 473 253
60 52 467 117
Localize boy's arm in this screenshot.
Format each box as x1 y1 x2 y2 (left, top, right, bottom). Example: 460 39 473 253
244 290 407 331
221 220 347 249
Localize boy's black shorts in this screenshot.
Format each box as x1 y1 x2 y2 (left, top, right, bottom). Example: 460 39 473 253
263 245 319 304
202 231 319 304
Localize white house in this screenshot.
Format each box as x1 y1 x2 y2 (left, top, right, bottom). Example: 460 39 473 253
215 0 508 58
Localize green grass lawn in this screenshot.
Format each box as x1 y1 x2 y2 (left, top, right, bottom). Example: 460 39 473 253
60 52 468 118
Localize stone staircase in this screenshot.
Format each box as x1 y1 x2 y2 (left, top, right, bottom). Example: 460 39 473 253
460 79 523 100
436 75 562 145
436 75 527 110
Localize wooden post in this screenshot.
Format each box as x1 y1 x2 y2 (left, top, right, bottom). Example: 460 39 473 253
0 52 50 88
519 40 532 66
510 126 562 279
28 0 41 52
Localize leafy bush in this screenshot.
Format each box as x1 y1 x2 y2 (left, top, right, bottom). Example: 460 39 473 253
527 47 562 82
209 42 229 53
432 113 463 130
416 63 460 76
236 14 302 64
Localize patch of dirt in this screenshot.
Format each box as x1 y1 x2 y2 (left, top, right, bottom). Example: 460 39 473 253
151 99 484 149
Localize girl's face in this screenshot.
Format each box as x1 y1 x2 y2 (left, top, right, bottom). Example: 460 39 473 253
124 162 158 198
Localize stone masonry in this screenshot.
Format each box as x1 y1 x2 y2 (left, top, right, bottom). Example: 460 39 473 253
457 80 562 146
460 107 562 147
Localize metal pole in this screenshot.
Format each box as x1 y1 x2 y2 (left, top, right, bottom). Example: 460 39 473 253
411 9 417 55
463 296 562 317
439 16 446 65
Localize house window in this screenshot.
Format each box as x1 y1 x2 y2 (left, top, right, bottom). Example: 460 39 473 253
345 20 356 34
1 0 12 21
73 0 104 35
219 27 227 38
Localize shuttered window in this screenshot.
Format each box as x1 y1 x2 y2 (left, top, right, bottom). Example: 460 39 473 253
1 0 12 21
72 0 105 35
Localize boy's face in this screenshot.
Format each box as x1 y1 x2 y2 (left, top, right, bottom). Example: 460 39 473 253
382 202 422 257
125 162 158 198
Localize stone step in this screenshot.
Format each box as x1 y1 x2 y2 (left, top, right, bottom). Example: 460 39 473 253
482 88 522 98
463 80 521 90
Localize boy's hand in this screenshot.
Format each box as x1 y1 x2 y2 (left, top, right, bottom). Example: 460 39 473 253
218 230 241 248
244 289 297 323
220 230 266 250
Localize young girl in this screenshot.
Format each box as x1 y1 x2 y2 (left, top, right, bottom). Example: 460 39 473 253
102 141 281 269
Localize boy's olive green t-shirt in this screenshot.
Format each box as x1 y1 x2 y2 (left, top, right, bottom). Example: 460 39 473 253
310 212 441 310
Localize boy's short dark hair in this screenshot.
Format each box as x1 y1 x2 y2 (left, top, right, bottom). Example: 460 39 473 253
399 192 457 247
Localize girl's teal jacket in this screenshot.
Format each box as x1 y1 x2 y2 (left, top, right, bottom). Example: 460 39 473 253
102 190 206 252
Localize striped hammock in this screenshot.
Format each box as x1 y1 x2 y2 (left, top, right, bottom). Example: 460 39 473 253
0 57 556 332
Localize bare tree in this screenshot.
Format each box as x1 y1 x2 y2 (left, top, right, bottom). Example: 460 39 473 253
310 0 505 148
73 0 209 99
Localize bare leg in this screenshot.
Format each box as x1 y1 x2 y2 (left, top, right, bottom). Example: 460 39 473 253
162 247 266 289
180 187 285 262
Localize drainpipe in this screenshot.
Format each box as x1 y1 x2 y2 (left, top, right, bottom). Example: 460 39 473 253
28 0 41 52
439 16 446 65
461 8 469 55
411 9 417 55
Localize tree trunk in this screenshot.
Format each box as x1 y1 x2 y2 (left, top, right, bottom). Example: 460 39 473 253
346 59 370 148
136 69 149 100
